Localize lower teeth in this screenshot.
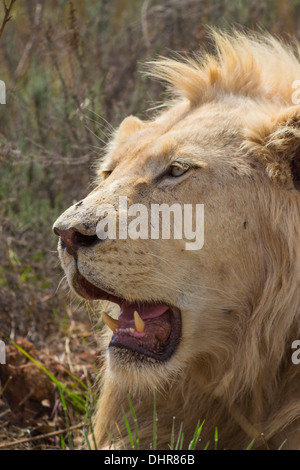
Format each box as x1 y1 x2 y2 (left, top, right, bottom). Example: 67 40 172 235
115 328 135 333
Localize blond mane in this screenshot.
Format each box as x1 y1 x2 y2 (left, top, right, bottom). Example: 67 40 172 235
148 29 300 105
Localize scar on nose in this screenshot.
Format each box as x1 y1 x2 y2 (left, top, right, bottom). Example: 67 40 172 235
75 200 83 208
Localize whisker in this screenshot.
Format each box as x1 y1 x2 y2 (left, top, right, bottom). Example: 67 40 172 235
83 115 111 140
85 125 107 146
86 108 114 132
54 275 67 295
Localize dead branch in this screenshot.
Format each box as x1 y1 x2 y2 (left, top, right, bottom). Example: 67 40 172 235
0 423 83 449
0 0 16 40
14 1 44 80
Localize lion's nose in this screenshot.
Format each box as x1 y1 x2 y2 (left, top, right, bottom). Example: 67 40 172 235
53 227 99 257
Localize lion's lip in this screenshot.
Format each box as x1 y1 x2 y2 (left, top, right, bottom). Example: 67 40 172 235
72 271 181 361
72 271 123 304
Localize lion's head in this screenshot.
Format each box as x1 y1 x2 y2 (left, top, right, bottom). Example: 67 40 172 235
53 30 300 449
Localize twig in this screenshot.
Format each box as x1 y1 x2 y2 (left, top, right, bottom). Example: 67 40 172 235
141 0 151 48
0 375 12 399
260 432 270 450
0 408 11 419
0 0 16 40
14 1 43 80
0 423 83 449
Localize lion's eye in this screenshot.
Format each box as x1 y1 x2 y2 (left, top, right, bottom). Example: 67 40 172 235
170 164 189 177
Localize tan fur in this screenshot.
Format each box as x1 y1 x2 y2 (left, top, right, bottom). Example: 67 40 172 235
53 30 300 449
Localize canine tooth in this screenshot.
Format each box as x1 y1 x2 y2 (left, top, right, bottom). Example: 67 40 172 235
134 310 145 333
102 312 120 331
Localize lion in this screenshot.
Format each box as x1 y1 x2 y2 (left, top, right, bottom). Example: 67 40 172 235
53 29 300 450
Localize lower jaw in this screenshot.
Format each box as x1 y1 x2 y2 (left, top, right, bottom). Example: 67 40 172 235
109 340 174 362
107 345 170 367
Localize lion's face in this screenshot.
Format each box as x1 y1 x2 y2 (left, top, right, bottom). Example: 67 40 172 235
53 95 296 386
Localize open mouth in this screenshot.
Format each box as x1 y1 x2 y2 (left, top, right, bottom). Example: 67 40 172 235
73 272 181 361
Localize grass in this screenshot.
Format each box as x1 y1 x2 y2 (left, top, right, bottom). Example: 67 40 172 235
0 333 98 450
1 337 292 450
108 393 210 451
1 333 209 450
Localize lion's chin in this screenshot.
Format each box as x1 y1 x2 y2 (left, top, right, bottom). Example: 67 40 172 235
72 271 182 362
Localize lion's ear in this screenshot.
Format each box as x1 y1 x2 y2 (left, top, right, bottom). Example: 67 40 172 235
248 106 300 191
290 150 300 190
117 116 147 140
268 107 300 191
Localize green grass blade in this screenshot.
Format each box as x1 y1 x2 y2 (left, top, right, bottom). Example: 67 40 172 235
153 388 157 450
122 406 134 449
246 439 255 450
278 439 287 450
84 394 98 450
58 385 73 450
175 422 183 450
104 426 115 449
204 440 210 450
188 419 205 450
179 430 184 450
128 396 139 450
169 416 176 450
214 426 218 450
62 367 89 391
60 433 66 450
83 426 92 450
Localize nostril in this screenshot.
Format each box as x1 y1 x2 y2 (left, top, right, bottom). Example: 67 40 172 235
53 227 61 237
72 232 99 248
53 227 99 257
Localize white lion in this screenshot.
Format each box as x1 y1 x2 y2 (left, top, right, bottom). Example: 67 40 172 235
54 30 300 449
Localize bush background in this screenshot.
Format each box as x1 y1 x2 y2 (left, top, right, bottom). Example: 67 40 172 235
0 0 300 449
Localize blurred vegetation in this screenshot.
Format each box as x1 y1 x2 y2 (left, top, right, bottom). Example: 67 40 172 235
0 0 300 352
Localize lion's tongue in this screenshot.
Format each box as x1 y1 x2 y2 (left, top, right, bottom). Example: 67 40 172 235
119 301 169 324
